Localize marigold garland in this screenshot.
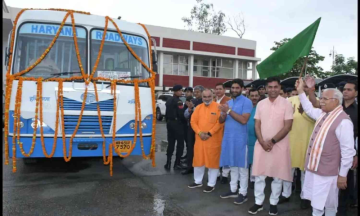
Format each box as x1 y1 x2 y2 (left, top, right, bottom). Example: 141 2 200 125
18 77 41 157
39 79 59 158
4 8 157 175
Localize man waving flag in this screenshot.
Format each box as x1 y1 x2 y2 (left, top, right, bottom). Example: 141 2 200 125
256 18 321 79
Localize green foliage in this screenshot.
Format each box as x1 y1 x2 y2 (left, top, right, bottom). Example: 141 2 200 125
270 38 326 79
182 0 227 35
330 54 358 75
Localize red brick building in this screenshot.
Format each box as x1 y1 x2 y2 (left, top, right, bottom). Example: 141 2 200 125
145 25 261 90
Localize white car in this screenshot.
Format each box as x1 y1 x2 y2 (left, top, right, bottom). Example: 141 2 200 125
156 92 186 121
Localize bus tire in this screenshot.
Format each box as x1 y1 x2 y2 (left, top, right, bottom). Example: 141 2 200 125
156 108 163 121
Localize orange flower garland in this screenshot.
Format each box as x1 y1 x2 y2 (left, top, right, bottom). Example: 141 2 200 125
39 79 59 158
18 77 41 157
4 8 158 175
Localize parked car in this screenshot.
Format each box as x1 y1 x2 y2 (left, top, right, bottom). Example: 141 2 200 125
156 92 186 121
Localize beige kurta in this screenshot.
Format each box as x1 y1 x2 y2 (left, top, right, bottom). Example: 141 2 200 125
287 96 315 170
251 96 293 182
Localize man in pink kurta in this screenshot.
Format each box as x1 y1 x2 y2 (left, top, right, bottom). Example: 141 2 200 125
248 77 293 215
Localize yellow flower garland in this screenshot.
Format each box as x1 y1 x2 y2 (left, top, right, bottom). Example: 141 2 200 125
4 8 157 176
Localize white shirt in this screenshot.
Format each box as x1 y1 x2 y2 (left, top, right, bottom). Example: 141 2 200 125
299 92 356 177
216 95 225 104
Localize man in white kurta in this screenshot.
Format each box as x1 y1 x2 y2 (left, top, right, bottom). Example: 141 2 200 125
297 78 355 216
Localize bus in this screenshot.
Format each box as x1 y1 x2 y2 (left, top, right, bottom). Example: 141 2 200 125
4 9 157 168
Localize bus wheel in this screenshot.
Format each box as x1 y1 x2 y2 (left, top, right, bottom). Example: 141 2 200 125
23 158 38 165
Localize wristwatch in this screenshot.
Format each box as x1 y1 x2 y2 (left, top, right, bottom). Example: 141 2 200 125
226 109 232 115
271 138 277 144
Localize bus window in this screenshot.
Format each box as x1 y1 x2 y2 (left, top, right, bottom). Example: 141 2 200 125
90 29 150 83
13 23 87 79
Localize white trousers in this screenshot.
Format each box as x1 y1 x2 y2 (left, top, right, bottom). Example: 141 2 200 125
250 165 255 182
255 175 283 205
222 166 231 177
301 172 338 216
194 166 219 187
312 208 336 216
282 168 305 198
230 167 249 196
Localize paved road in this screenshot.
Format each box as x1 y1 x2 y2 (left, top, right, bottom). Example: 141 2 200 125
3 121 358 216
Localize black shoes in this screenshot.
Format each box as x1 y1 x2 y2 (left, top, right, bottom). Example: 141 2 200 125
278 195 290 204
181 168 193 175
188 183 202 188
203 186 215 193
269 205 278 215
164 157 171 170
234 194 248 205
248 204 263 215
173 158 182 170
220 176 228 184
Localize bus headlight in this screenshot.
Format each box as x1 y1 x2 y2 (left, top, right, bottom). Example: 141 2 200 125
130 122 135 129
141 122 147 129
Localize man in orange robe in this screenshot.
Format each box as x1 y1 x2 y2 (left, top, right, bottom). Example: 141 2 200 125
188 89 224 193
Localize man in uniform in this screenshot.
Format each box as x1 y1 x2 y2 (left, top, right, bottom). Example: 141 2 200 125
164 85 185 170
182 85 204 175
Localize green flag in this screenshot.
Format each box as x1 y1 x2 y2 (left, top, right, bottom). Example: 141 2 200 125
256 17 321 79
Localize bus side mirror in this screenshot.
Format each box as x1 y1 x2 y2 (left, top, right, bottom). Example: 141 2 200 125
150 38 158 73
152 50 158 73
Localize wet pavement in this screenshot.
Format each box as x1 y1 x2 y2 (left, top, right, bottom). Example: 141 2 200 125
3 121 358 216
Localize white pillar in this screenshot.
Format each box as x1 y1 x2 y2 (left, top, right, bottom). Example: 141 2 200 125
159 51 164 87
241 61 246 79
252 62 257 80
234 59 239 78
189 55 194 87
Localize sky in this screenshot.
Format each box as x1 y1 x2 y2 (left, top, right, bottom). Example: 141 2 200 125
7 0 358 72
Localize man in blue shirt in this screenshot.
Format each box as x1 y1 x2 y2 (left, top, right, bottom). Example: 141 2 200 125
218 79 253 205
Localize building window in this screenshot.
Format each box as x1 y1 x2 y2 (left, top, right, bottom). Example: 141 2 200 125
163 53 188 76
193 56 210 77
194 56 233 79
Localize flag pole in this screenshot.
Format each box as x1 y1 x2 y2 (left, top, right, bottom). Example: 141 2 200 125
299 56 309 78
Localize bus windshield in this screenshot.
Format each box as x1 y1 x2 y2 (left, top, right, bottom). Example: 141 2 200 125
13 23 87 79
90 29 150 81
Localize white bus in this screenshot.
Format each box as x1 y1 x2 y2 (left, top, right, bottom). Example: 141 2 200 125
5 10 157 163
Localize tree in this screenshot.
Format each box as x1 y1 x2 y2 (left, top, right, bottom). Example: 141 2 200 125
226 13 246 38
331 54 358 75
270 38 326 79
182 0 227 35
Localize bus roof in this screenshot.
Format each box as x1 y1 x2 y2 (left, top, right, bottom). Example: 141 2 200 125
15 10 149 41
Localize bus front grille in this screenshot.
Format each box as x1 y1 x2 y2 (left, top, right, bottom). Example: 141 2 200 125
63 115 112 134
62 97 114 111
